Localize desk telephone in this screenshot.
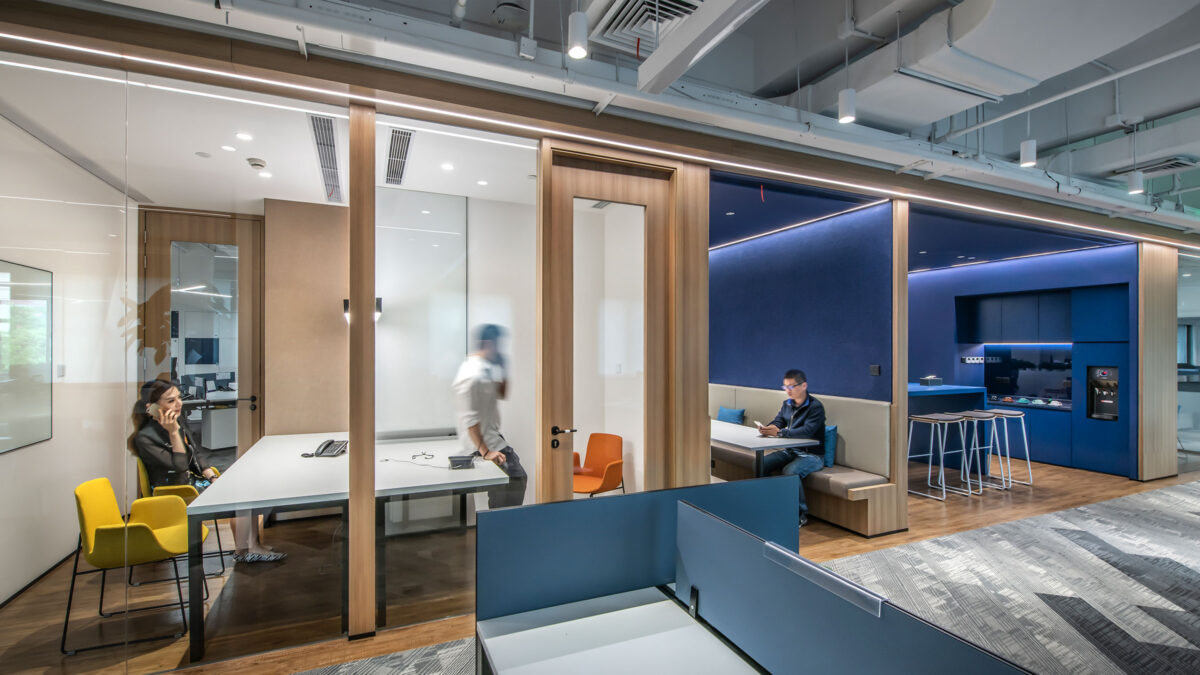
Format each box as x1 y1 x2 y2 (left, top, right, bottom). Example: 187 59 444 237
303 439 348 458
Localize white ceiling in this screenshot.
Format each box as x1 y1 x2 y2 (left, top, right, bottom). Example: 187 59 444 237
0 50 537 215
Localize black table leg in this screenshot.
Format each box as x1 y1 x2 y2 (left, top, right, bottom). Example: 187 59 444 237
376 497 386 628
341 503 349 635
754 451 764 478
188 515 204 661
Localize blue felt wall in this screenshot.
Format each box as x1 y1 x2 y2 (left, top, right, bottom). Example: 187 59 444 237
709 202 893 401
474 476 799 621
909 243 1139 477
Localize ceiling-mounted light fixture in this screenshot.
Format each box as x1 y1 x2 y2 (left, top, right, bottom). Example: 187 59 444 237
1019 111 1036 168
1019 139 1037 168
1128 170 1145 195
567 9 589 60
1127 126 1143 194
838 43 855 124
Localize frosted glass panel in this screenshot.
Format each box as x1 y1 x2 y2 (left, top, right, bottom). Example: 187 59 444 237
0 259 52 454
375 188 466 434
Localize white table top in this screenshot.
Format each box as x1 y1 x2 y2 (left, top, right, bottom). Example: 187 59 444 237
188 432 509 516
710 418 817 452
477 588 757 674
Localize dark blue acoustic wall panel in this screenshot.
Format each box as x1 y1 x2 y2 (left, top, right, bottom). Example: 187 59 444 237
709 202 893 401
475 476 799 621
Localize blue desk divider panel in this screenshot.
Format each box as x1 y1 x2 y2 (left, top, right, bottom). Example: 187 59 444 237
476 476 799 621
675 502 1028 674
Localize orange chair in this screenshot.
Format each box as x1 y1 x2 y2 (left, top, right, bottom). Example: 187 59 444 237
572 433 625 497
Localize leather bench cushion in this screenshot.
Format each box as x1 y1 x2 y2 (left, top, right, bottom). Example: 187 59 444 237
804 465 887 499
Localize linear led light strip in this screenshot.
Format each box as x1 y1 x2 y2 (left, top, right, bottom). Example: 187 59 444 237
2 30 1198 253
709 199 889 251
909 244 1111 273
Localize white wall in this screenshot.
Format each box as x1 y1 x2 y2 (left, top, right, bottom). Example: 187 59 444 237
573 203 645 492
0 115 133 602
466 198 536 506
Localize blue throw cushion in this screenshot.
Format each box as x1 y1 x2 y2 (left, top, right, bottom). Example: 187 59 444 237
824 425 838 467
717 406 746 424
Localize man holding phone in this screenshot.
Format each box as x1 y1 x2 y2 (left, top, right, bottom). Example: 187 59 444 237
452 324 527 508
758 369 825 526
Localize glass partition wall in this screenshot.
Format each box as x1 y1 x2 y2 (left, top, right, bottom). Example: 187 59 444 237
0 45 362 669
1178 257 1200 474
373 112 537 629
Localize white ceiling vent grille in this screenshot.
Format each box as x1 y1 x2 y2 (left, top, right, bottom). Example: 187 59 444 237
1111 156 1199 177
591 0 700 57
385 128 413 186
308 114 343 203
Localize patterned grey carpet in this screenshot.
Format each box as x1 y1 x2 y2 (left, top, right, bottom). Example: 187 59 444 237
827 481 1200 675
294 637 473 675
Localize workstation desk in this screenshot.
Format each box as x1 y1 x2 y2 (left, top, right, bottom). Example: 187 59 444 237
709 419 819 477
185 432 508 661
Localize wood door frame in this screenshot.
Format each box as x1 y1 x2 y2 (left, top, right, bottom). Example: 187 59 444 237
138 207 265 455
536 139 709 502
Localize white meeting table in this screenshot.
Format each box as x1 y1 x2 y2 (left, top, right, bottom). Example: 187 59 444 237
186 432 508 661
710 419 819 478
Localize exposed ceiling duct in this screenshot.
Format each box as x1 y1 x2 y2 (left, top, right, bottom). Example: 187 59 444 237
804 0 1200 131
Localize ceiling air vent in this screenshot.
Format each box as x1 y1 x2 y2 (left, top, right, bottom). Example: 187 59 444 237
308 114 343 203
385 128 413 186
1111 156 1199 178
591 0 701 57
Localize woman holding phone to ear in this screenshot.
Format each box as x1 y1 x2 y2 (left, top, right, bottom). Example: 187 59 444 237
131 379 285 563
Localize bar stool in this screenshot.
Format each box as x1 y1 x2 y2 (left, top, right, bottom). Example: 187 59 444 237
980 408 1033 486
907 413 977 500
956 410 1007 490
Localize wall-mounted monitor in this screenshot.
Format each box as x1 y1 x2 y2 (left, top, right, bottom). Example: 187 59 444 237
0 259 53 454
184 337 219 365
984 344 1072 405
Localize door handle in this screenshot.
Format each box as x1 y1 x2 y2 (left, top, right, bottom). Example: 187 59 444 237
237 395 258 412
551 426 577 436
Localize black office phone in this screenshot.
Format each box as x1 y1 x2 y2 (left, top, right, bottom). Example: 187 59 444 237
303 439 348 458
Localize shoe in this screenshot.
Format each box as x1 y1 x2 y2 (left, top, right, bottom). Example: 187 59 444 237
799 512 809 528
233 551 288 563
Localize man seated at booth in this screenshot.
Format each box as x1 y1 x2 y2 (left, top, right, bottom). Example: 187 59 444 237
758 368 826 526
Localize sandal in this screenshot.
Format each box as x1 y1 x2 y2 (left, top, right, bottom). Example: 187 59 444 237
233 551 288 563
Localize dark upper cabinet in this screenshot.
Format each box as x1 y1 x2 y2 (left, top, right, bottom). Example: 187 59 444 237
977 296 1004 342
1001 294 1039 342
1038 291 1072 342
957 290 1075 344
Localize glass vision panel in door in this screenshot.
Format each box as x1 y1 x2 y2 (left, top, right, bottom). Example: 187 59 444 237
572 198 645 494
171 242 239 453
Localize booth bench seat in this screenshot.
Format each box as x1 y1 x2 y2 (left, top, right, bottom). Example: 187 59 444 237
710 384 902 537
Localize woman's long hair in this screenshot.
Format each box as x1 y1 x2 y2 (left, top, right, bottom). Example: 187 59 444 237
127 378 176 455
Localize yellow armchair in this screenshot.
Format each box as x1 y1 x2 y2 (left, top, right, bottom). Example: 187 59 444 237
62 477 207 655
134 457 226 577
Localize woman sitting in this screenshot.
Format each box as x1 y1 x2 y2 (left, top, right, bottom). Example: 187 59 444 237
132 379 286 563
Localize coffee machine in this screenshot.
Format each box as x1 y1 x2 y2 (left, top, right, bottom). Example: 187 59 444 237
1086 366 1119 421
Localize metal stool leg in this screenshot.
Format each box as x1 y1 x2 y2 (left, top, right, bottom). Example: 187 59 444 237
1008 415 1033 486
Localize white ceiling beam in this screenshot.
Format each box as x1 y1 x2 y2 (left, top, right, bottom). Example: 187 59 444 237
636 0 770 94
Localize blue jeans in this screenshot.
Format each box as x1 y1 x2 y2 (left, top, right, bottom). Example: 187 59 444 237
761 450 824 513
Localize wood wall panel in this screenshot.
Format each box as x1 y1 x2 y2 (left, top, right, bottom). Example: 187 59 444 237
673 162 711 488
1138 242 1178 481
263 199 349 436
348 103 376 637
886 200 910 533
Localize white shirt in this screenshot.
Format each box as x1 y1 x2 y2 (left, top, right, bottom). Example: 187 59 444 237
452 354 506 455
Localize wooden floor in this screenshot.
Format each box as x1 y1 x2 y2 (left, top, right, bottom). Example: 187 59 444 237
797 460 1199 563
4 462 1196 674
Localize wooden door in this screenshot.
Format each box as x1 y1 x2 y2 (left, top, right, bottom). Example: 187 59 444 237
139 208 264 456
536 140 709 502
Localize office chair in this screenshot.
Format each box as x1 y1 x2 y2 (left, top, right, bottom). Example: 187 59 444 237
135 457 227 578
62 477 209 654
572 433 626 497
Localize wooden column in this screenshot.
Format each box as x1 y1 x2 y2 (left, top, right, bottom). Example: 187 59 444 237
887 200 910 532
348 102 376 636
672 162 711 487
1138 242 1178 480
